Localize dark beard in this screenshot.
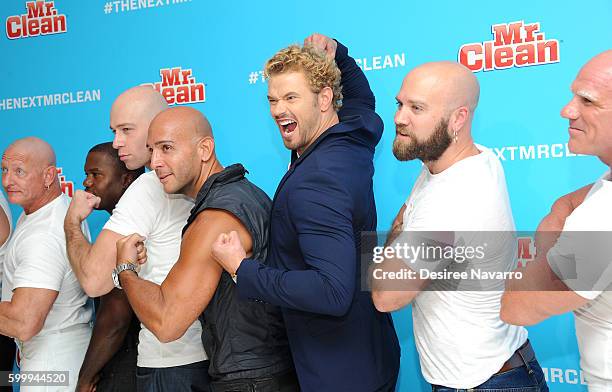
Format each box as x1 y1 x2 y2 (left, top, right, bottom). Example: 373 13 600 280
392 117 452 162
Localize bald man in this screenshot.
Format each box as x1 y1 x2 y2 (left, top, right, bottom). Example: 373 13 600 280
371 63 548 391
0 188 14 392
63 87 209 392
501 50 612 390
115 107 297 391
1 137 93 391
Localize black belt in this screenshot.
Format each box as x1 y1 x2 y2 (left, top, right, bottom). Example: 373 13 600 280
496 339 535 374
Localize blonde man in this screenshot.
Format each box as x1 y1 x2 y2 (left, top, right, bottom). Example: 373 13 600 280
212 34 400 392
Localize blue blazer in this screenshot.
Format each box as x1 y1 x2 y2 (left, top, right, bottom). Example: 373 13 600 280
237 41 400 392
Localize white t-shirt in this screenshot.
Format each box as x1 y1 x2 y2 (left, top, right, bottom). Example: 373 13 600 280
0 191 12 297
548 171 612 389
399 145 528 388
1 194 93 334
103 171 207 368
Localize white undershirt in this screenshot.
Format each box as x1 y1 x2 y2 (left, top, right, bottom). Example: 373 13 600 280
548 171 612 389
400 145 527 388
104 171 207 368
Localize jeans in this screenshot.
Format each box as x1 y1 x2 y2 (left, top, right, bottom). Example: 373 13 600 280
136 360 210 392
432 358 549 391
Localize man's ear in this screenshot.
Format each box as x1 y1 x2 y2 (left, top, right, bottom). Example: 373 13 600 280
197 136 215 163
43 165 57 188
318 86 334 112
449 106 470 134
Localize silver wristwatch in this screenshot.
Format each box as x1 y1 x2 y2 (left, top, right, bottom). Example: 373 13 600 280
112 262 138 289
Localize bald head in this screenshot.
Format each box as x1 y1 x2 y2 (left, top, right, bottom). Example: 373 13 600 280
577 50 612 95
7 137 56 168
149 106 213 140
110 86 169 170
561 50 612 164
2 137 60 213
147 107 217 196
405 61 480 114
111 86 168 123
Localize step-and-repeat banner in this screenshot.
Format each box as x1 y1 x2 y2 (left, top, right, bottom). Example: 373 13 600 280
2 1 611 390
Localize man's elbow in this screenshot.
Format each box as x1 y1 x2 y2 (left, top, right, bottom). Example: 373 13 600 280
371 291 406 313
500 294 542 326
17 320 44 342
326 297 352 317
79 278 109 298
151 322 189 344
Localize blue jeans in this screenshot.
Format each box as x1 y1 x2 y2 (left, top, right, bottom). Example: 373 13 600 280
432 358 549 391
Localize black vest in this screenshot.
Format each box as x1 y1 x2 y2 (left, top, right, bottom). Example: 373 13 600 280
183 164 292 381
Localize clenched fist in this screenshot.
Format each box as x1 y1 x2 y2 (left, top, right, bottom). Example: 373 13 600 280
66 190 100 223
212 231 247 275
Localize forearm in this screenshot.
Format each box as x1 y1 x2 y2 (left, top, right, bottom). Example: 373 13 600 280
370 260 426 312
64 217 95 285
335 41 375 109
501 290 579 326
0 302 28 340
78 293 132 382
64 221 115 296
120 272 178 342
237 259 353 317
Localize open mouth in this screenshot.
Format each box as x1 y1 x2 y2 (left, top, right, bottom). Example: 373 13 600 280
278 119 297 135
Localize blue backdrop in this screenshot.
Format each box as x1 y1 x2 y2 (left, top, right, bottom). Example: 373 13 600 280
2 1 611 390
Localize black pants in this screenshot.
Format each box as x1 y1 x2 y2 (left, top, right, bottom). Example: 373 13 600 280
0 335 15 392
136 360 210 392
96 344 138 392
209 369 300 392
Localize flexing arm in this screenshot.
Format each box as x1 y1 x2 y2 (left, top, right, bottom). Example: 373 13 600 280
306 34 379 121
0 288 57 341
77 289 133 391
371 204 425 312
500 184 593 325
118 210 252 343
65 190 121 296
224 173 357 317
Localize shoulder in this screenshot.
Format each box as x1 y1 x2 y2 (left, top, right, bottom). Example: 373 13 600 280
117 171 165 206
194 178 270 219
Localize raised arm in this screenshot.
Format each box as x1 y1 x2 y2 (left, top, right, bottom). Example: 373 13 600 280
305 34 375 113
64 190 120 296
116 209 252 343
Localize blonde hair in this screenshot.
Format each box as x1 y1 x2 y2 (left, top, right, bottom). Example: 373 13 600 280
264 44 343 111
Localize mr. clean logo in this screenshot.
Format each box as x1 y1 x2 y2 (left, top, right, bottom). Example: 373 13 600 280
142 67 205 106
5 1 67 40
458 21 560 72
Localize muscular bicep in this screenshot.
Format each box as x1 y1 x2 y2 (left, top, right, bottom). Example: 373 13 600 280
11 287 58 340
159 209 253 331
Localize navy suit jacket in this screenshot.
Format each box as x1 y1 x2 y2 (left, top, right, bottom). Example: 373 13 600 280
237 41 400 391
